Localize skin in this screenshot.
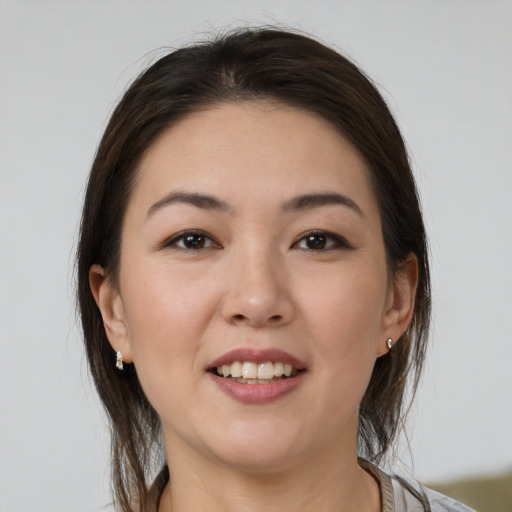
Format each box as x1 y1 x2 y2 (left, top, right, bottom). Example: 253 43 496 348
90 102 418 512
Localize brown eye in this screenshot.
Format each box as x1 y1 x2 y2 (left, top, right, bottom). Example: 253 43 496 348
294 231 352 251
304 234 327 250
183 233 206 249
163 230 221 250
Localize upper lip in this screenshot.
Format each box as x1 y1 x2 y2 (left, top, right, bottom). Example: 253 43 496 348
208 348 307 370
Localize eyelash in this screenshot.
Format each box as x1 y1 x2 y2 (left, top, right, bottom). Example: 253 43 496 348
161 230 352 252
292 230 353 251
162 230 221 250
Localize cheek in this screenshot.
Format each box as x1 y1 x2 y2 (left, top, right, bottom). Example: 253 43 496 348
266 268 387 448
302 265 387 347
298 263 388 395
119 262 220 404
122 258 217 339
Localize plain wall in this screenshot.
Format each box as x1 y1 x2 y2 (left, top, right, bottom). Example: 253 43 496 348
1 1 511 510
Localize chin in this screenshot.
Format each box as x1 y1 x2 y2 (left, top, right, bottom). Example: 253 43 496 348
215 448 304 476
202 418 312 475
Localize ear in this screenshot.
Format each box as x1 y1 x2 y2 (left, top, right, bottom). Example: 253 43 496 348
377 253 418 356
89 264 133 363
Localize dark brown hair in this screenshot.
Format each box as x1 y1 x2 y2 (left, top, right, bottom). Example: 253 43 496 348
77 27 431 511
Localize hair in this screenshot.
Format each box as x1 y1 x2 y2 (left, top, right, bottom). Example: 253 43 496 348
77 27 431 511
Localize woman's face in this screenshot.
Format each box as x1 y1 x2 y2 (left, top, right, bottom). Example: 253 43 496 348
93 103 414 473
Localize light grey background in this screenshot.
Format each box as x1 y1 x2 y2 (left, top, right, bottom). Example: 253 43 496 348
1 1 511 511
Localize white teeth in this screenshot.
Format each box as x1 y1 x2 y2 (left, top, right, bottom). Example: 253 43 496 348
231 378 276 384
273 361 284 377
230 361 243 378
258 362 274 380
242 361 258 379
215 360 300 380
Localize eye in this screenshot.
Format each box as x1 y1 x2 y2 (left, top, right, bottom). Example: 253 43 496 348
293 231 352 251
163 230 221 250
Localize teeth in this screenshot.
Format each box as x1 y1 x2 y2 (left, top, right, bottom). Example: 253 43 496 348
258 362 274 380
231 378 279 384
242 362 258 379
215 361 300 380
230 361 243 378
274 362 284 377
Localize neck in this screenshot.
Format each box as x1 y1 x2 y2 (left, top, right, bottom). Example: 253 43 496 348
158 435 380 512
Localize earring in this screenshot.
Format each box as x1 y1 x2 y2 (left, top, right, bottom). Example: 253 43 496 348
116 351 124 370
386 338 393 350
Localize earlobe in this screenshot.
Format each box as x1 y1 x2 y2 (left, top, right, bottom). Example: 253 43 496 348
378 254 418 356
89 264 133 363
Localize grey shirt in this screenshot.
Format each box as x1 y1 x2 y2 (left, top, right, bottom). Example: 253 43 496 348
360 459 476 512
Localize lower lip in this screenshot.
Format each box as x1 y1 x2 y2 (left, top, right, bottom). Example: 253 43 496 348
208 372 306 404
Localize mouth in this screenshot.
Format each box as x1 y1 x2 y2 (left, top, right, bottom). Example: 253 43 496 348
207 348 307 404
210 360 303 384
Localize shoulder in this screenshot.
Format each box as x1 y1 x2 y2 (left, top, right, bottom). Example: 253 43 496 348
358 459 475 512
392 475 476 512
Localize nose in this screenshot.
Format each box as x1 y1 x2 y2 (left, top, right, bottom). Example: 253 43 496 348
220 247 295 328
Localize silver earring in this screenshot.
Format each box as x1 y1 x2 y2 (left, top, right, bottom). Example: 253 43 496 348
386 338 393 350
116 351 124 370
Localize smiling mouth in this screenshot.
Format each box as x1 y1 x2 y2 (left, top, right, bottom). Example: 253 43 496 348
211 361 303 384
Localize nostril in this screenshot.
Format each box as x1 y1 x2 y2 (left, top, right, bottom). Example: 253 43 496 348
231 313 283 324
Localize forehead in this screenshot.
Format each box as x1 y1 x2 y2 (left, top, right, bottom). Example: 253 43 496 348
130 102 378 218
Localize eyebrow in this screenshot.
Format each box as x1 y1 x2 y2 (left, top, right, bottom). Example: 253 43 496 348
146 190 363 219
147 191 231 218
283 193 363 217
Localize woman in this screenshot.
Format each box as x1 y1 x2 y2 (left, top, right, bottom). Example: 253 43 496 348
77 28 473 512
